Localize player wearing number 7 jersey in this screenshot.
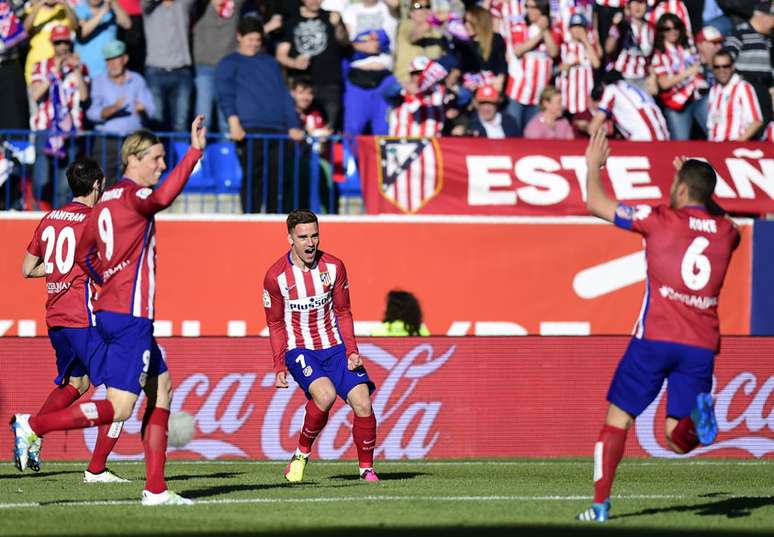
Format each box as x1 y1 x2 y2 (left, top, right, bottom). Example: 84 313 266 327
14 158 127 483
10 116 207 506
576 130 740 523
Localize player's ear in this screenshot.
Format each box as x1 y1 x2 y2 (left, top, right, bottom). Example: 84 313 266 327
287 233 293 245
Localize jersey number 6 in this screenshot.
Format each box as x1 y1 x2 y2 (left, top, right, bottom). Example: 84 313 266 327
680 237 711 291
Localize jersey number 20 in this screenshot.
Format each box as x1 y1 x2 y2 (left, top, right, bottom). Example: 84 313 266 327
41 225 75 275
681 237 711 291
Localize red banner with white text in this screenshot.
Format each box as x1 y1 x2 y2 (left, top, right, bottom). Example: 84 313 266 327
358 137 774 215
0 217 752 337
1 337 771 461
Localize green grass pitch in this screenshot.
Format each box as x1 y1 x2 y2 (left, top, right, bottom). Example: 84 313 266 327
1 459 772 536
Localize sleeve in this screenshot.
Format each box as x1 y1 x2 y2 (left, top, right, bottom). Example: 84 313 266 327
613 203 661 236
137 76 157 119
490 34 508 76
741 82 762 123
276 61 300 130
263 270 287 373
332 260 358 357
86 79 107 124
30 61 45 85
26 222 43 256
650 51 670 75
131 147 203 216
75 211 104 284
215 55 237 120
597 86 615 117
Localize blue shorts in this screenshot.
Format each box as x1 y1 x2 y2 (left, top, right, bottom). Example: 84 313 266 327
607 337 714 419
93 311 168 395
48 326 106 385
285 344 376 401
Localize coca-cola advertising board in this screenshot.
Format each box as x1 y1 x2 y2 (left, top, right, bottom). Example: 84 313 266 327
0 216 753 337
1 337 771 460
358 137 774 215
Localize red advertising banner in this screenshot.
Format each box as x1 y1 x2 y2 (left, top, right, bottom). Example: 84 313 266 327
358 137 774 215
1 337 771 461
0 216 752 337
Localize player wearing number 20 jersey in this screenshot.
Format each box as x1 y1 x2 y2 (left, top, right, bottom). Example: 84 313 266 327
576 131 740 523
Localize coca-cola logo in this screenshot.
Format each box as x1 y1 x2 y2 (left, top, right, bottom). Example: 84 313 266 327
84 343 455 460
635 372 774 458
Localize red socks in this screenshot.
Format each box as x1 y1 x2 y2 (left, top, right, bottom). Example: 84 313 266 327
29 400 114 437
87 422 123 474
353 413 377 469
670 416 699 453
298 400 329 454
593 424 628 503
142 407 170 494
37 384 81 416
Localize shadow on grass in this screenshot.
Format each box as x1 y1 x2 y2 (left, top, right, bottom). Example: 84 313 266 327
329 472 430 481
0 470 83 480
182 482 289 499
167 471 245 482
616 494 774 520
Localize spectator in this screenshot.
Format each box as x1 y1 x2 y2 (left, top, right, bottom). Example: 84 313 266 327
0 0 29 130
557 13 600 116
29 24 89 208
341 0 398 136
216 16 304 213
524 85 575 139
589 70 670 140
277 0 349 131
702 0 732 36
604 0 652 92
384 55 447 137
648 0 693 39
694 25 724 87
74 0 131 78
394 1 447 83
116 0 144 73
651 13 707 140
291 76 331 135
592 0 622 48
370 290 430 336
502 0 558 136
86 39 155 183
467 84 519 137
706 49 763 142
724 2 774 136
23 0 79 84
571 84 615 138
455 5 507 93
142 0 195 132
192 0 246 135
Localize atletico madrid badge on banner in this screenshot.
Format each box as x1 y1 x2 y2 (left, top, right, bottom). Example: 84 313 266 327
376 137 443 214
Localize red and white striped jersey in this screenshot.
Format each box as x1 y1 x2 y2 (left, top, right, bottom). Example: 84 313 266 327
612 19 653 80
595 0 624 7
29 58 89 131
76 148 202 319
27 202 96 329
706 74 763 142
651 43 702 110
598 80 670 140
263 250 358 373
648 0 692 37
555 0 595 41
388 85 445 137
765 122 774 142
558 39 594 114
504 20 556 105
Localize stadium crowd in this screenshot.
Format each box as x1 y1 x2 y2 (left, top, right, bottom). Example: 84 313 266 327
0 0 772 209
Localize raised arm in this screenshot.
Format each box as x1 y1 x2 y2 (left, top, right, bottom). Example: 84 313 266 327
585 129 616 222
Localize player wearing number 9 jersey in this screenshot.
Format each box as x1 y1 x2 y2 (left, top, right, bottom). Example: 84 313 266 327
15 158 127 482
10 116 206 506
576 130 740 523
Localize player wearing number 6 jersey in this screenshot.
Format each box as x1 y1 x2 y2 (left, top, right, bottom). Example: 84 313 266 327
10 116 206 506
263 210 379 483
576 130 740 523
14 158 127 483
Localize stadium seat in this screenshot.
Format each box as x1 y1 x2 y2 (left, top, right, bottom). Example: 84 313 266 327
171 140 216 193
204 142 242 194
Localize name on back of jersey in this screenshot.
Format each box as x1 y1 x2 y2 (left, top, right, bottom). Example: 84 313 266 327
287 292 332 312
688 217 717 234
101 188 124 202
46 210 86 223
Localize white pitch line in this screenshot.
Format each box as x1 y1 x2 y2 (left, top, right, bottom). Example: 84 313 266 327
0 494 693 510
34 460 773 467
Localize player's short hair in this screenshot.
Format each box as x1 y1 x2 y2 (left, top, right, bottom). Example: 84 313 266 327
286 209 318 233
677 159 717 205
290 76 314 91
237 15 264 37
66 157 104 197
121 129 161 169
713 48 734 66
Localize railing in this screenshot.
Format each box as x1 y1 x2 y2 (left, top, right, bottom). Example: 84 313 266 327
0 130 363 214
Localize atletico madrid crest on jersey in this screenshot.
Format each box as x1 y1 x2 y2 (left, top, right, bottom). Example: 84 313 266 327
320 271 331 288
376 137 443 214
